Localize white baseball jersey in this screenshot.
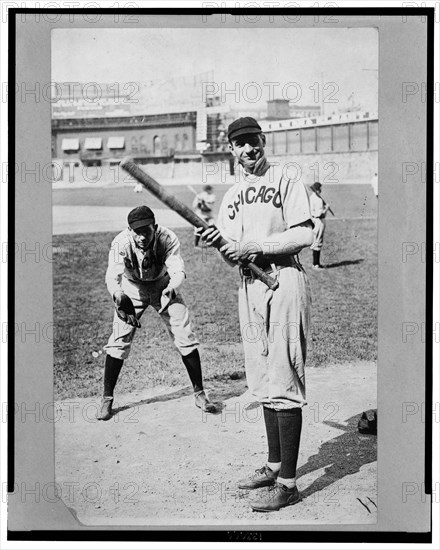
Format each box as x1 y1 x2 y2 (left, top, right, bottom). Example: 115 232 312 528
309 192 326 219
216 164 311 246
106 225 185 296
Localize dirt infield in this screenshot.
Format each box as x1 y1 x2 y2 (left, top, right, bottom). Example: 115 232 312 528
55 361 377 527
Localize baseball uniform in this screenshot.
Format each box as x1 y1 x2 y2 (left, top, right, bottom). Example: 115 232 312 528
97 206 216 421
309 190 327 252
193 188 216 246
104 225 199 360
204 117 314 511
192 189 216 224
216 163 312 409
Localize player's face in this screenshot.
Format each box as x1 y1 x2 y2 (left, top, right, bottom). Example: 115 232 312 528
229 133 266 171
130 224 156 250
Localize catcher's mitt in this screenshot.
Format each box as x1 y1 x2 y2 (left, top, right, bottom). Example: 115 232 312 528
114 292 141 328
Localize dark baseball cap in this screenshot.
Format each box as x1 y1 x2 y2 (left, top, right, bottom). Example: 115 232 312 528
128 205 155 229
227 117 262 141
310 182 322 193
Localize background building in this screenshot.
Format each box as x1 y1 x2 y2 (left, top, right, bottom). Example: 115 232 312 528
53 112 198 167
51 73 378 185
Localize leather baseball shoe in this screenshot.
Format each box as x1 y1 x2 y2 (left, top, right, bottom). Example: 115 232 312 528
97 397 114 421
238 466 278 490
250 482 301 512
194 390 217 413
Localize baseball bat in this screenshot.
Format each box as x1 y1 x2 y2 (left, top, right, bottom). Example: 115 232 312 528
187 184 197 196
320 194 335 217
120 158 279 291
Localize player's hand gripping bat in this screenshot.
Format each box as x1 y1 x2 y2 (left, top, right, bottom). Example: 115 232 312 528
121 158 279 291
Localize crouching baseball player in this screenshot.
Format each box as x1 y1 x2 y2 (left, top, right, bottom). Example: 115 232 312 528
200 117 314 512
97 205 216 420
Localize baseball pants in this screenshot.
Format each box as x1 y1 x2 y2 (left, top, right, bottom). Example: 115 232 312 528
238 265 311 409
310 217 325 251
104 274 199 360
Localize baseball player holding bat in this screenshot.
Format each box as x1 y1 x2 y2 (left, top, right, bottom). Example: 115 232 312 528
309 181 333 270
199 117 314 512
97 205 216 421
120 159 279 291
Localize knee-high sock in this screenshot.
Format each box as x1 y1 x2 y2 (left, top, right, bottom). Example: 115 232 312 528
313 250 320 266
103 355 124 398
181 349 203 393
277 408 302 479
263 406 281 464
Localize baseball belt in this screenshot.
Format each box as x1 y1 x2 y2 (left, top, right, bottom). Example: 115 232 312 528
240 256 302 279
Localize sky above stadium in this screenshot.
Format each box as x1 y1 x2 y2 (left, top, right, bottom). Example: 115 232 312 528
52 27 378 113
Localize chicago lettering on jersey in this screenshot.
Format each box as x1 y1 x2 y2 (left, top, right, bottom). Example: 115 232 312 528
227 185 282 220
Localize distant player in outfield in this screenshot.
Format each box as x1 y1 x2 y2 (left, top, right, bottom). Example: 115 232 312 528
133 182 143 194
199 117 314 512
97 205 216 420
309 181 331 270
192 185 216 247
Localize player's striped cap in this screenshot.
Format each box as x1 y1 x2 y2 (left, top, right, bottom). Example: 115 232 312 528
227 117 262 141
128 205 155 229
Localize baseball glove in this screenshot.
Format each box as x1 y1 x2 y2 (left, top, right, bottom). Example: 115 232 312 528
114 292 141 328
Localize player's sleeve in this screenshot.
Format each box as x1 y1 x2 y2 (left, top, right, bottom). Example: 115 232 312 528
215 197 226 235
162 228 186 278
215 186 239 241
281 178 312 228
105 234 126 297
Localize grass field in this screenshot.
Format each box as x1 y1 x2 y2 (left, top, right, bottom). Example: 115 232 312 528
53 185 377 400
53 183 377 220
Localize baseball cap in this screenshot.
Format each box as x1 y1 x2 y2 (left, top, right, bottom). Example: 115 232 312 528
227 117 262 141
310 182 322 193
128 205 155 229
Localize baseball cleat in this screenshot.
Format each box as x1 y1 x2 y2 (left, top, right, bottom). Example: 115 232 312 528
237 466 278 490
312 264 325 270
194 390 217 413
250 482 301 512
97 397 114 421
